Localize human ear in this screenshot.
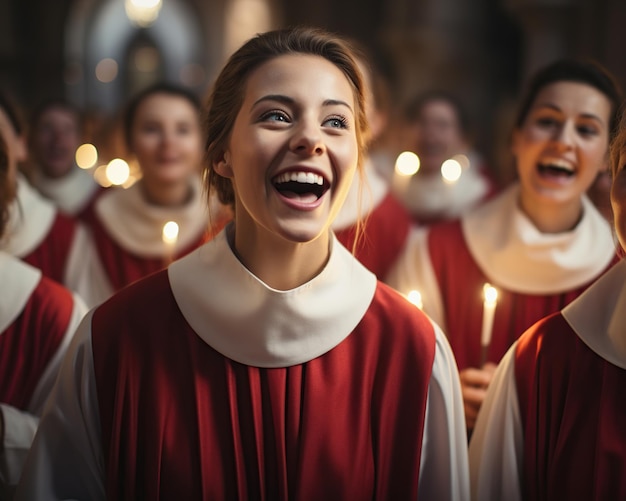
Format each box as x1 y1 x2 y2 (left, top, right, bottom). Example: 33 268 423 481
213 151 233 178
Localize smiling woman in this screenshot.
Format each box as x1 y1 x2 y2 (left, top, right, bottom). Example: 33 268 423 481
386 58 623 433
16 26 470 500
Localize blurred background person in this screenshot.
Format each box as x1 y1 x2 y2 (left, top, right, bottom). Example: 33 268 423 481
0 90 90 292
76 82 231 308
469 98 626 501
387 59 622 433
393 91 499 224
0 130 87 498
26 98 104 220
332 43 413 280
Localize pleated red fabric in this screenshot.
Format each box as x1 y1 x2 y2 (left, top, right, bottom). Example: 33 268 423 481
515 313 626 500
92 272 435 500
427 221 617 370
0 276 74 408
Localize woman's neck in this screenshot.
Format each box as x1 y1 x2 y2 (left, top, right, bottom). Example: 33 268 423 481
230 224 331 291
518 191 584 234
140 177 192 207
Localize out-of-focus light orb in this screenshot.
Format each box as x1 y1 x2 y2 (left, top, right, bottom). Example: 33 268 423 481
407 290 423 309
105 158 130 186
95 58 118 83
452 153 471 170
93 165 112 187
125 0 162 27
75 143 98 169
441 158 462 184
162 221 179 244
394 151 420 177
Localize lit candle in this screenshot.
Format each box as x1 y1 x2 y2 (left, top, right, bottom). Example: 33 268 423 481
392 151 420 198
162 221 179 265
407 289 423 309
480 283 498 365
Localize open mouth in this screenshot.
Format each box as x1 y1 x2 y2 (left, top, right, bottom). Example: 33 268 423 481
537 160 575 178
272 171 330 203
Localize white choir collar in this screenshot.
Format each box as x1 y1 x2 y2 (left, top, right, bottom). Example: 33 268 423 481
169 226 377 368
1 174 57 257
563 258 626 369
0 252 41 334
331 157 389 231
32 166 100 215
462 183 615 294
94 175 209 258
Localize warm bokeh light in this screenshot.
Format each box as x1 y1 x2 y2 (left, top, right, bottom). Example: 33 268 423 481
75 143 98 169
394 151 420 177
95 58 118 83
407 290 423 309
483 283 498 307
452 154 471 170
105 158 130 186
93 165 112 187
125 0 162 27
441 158 462 184
162 221 179 244
133 46 160 72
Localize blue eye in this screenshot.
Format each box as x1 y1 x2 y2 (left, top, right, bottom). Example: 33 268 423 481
261 110 290 123
324 116 348 129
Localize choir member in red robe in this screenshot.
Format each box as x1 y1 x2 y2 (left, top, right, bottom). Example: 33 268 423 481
0 127 87 498
0 91 90 292
16 27 469 500
76 83 232 308
387 59 622 431
332 45 413 280
469 94 626 501
27 98 105 220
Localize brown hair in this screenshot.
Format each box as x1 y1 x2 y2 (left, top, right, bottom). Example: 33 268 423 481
203 25 369 208
0 133 15 239
610 104 626 179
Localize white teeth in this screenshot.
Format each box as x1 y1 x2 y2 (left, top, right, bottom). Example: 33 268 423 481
541 159 574 171
275 171 324 185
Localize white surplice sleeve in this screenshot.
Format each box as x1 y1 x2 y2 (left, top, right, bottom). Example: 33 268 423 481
468 345 523 501
14 309 106 501
384 226 447 332
0 293 88 496
419 320 470 501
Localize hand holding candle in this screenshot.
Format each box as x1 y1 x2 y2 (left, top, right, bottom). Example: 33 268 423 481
162 221 179 265
480 283 498 365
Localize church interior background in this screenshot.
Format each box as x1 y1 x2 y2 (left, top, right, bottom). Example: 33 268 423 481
0 0 624 185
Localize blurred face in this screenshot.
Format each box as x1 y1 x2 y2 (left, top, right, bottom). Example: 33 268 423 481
611 151 626 252
407 99 466 173
30 107 80 178
216 54 359 245
512 81 611 208
130 93 202 185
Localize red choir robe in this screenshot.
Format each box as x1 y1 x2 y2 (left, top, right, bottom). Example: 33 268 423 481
16 231 470 500
3 175 85 288
386 183 617 371
31 165 106 221
333 158 412 280
469 258 626 500
0 252 87 495
77 176 215 307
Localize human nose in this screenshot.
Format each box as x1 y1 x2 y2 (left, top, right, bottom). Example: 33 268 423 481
289 120 326 156
553 121 576 149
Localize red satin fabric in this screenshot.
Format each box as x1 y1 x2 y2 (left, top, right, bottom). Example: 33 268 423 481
427 221 617 370
0 276 73 408
335 192 412 280
21 212 77 285
515 313 626 500
92 272 435 500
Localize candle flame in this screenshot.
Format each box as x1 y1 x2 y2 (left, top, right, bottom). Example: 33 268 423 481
483 283 498 306
407 290 423 309
162 221 179 244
